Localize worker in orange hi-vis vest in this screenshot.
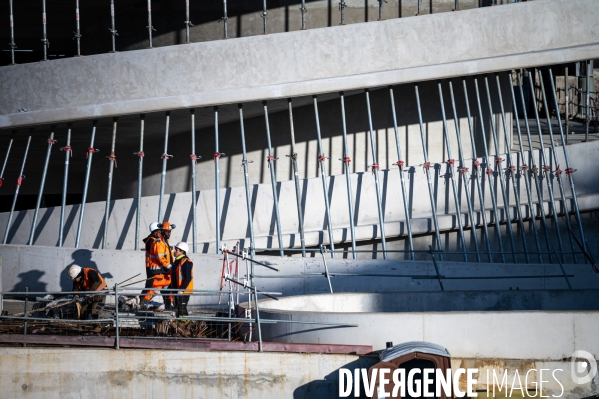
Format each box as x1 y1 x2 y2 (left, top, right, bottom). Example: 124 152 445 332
69 265 107 320
141 221 176 310
171 241 194 317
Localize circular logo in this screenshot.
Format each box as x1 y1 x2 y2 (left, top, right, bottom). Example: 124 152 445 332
571 350 597 385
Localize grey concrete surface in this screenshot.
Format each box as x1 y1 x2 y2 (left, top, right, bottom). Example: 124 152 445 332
251 299 599 360
0 0 597 129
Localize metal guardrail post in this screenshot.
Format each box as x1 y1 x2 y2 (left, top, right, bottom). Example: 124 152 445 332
158 112 172 222
312 96 336 258
414 84 443 260
185 0 194 43
537 70 577 264
526 70 565 260
29 128 56 245
515 72 553 261
585 60 591 142
339 0 346 24
102 118 118 249
364 89 388 260
190 109 200 253
447 81 480 262
262 0 268 34
493 74 531 263
114 284 120 349
214 107 223 254
75 121 99 248
507 73 543 263
548 68 597 267
339 92 357 259
483 76 519 262
74 0 82 56
262 102 284 256
253 286 263 352
428 246 444 291
9 0 16 65
388 86 414 260
134 115 145 251
287 99 306 257
473 78 506 263
109 0 118 52
147 0 155 48
300 0 307 29
238 105 256 259
58 125 72 247
3 134 32 244
220 0 228 39
462 79 493 262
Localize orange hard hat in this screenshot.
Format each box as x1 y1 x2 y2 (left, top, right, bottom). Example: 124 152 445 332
158 221 176 231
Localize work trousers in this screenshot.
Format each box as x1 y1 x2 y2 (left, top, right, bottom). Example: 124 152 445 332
142 274 172 309
79 296 105 320
174 294 190 318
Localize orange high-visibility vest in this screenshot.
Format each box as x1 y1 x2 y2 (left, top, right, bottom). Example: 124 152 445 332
144 233 173 276
173 256 194 294
76 268 107 291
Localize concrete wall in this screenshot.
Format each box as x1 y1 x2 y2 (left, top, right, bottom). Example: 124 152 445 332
2 243 599 298
1 0 598 129
1 348 595 399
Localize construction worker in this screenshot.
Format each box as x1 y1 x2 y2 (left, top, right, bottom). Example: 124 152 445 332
68 265 107 320
171 242 194 317
142 221 176 309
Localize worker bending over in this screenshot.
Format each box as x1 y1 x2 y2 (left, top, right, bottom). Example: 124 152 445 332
142 221 176 309
171 241 194 317
69 265 107 320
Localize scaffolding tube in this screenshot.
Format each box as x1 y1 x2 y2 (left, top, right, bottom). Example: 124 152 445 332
3 135 31 244
102 118 118 249
214 107 223 254
28 128 56 245
134 115 144 251
190 109 200 253
287 99 306 257
339 92 357 259
157 112 171 222
58 125 72 247
238 104 256 258
75 121 99 248
109 0 118 52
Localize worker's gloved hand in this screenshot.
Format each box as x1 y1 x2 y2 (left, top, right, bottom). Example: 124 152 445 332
81 296 93 305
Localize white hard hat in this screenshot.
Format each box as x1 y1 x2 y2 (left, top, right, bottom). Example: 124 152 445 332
175 242 189 253
68 265 82 280
149 222 160 232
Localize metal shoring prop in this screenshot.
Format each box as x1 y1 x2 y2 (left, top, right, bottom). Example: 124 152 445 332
157 111 172 222
300 0 307 29
3 134 31 244
313 97 336 257
238 104 256 259
515 72 553 261
58 124 72 247
102 117 118 249
447 81 480 262
492 74 531 263
74 0 82 56
548 68 596 266
28 127 56 245
133 115 145 251
585 60 591 142
339 92 357 259
109 0 118 52
214 107 224 254
462 79 493 262
262 101 285 257
287 99 307 257
319 245 334 293
473 78 506 263
507 73 543 263
417 0 421 15
454 0 459 11
75 121 99 248
9 0 17 65
538 70 579 264
564 66 569 138
0 132 15 190
414 84 444 260
218 0 228 39
364 89 388 260
262 0 268 34
41 0 49 61
190 109 200 253
388 87 414 260
526 70 566 260
185 0 194 43
437 82 468 262
147 0 156 48
339 0 347 25
483 76 518 262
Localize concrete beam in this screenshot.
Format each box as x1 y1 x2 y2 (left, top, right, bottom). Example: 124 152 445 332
0 0 597 129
